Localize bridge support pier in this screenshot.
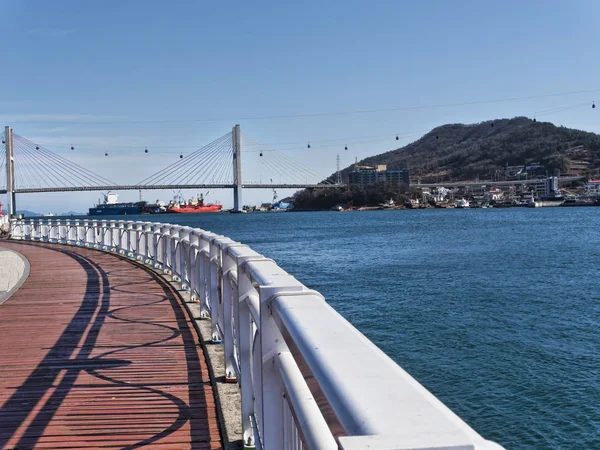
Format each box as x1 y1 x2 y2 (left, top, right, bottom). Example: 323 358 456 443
232 124 243 213
5 126 15 216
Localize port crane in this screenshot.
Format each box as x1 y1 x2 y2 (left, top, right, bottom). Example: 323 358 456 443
270 179 278 205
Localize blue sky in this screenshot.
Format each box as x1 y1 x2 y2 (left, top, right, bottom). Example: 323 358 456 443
1 0 599 213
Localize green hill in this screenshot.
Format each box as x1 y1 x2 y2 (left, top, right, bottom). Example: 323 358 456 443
338 117 600 183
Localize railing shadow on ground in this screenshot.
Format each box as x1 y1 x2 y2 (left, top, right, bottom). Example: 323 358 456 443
0 243 211 449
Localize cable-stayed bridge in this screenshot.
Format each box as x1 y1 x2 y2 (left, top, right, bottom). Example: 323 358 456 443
1 125 342 214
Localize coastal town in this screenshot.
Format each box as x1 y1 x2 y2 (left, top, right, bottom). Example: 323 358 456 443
292 160 600 211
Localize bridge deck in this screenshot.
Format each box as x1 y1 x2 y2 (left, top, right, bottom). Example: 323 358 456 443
0 242 221 449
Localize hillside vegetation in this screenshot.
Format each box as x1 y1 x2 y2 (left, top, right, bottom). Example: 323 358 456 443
336 117 600 183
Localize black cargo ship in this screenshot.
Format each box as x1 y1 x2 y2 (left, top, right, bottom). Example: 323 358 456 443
88 191 145 216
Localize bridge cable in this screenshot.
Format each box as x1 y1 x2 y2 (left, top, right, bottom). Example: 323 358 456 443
163 138 229 186
135 134 228 185
17 140 71 188
215 150 233 184
136 132 232 186
20 138 115 187
17 139 95 189
14 143 49 189
242 134 335 184
182 138 232 185
183 139 231 185
206 141 233 184
18 139 80 188
249 151 289 184
14 135 116 188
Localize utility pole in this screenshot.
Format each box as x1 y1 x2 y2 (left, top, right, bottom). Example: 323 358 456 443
5 126 15 216
232 124 243 212
336 155 342 184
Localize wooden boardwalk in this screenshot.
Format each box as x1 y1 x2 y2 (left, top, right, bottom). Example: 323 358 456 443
0 242 221 449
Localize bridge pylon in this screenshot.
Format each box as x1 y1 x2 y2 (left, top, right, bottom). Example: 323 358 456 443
232 124 243 212
5 126 15 216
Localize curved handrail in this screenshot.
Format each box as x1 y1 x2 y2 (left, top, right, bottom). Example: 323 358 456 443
9 218 504 450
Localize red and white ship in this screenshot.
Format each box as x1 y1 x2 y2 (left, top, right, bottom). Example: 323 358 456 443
167 194 222 214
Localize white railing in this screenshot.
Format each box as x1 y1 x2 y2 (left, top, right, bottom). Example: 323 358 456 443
9 218 504 450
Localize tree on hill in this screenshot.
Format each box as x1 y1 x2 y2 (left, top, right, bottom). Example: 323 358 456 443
292 183 418 210
333 117 600 183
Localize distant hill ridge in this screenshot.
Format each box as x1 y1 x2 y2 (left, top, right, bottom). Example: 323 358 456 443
340 117 600 183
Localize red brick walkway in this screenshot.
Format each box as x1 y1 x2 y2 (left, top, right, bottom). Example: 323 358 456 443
0 242 221 449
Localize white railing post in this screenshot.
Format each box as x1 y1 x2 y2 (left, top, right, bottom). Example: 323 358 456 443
86 219 95 247
157 224 170 271
162 231 171 274
93 219 101 247
168 225 181 277
66 219 75 243
180 238 190 290
125 221 135 256
189 243 199 300
55 219 64 242
46 220 52 241
152 224 163 268
142 223 152 263
136 222 148 260
31 219 38 240
63 219 71 243
74 219 83 245
109 220 118 251
152 230 160 268
209 236 222 342
216 239 244 383
10 219 23 239
99 220 108 248
116 221 126 254
179 227 192 289
24 219 33 240
256 266 304 450
48 219 57 242
188 231 202 301
237 265 259 448
231 247 290 449
171 235 180 280
198 232 217 319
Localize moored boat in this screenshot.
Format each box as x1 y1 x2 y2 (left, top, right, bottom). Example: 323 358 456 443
89 192 144 216
169 204 223 213
167 194 222 213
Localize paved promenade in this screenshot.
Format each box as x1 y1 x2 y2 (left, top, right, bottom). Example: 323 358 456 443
0 247 29 305
0 242 221 449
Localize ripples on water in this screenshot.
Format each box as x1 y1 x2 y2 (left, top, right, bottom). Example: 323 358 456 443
145 208 599 449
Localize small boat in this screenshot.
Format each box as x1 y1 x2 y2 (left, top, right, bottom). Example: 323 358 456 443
379 199 395 209
454 199 470 208
337 201 354 212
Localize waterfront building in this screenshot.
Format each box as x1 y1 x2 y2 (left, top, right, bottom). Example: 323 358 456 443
529 176 559 198
348 164 409 186
586 179 600 195
485 188 504 201
565 145 591 176
505 163 545 180
426 187 451 202
567 159 590 176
